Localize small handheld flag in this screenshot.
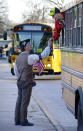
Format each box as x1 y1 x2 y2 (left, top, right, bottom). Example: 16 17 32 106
33 60 45 75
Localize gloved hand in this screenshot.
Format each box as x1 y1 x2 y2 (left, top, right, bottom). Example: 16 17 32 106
48 38 53 47
28 54 39 65
32 81 36 87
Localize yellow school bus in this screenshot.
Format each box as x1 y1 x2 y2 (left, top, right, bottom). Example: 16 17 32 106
10 23 61 75
60 0 83 130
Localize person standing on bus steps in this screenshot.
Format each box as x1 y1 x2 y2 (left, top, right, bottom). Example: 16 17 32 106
49 7 65 40
14 38 53 126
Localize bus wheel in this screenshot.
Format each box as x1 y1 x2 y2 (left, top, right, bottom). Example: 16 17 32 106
77 102 83 131
11 68 15 75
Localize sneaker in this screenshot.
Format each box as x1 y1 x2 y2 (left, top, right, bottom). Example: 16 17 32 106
20 121 34 126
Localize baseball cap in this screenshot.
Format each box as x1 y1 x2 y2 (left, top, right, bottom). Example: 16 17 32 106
48 7 60 16
20 39 30 47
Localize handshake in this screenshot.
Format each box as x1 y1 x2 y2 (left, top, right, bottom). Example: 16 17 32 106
48 38 53 47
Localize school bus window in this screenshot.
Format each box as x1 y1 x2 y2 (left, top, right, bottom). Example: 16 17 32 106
78 5 82 26
65 13 67 46
39 32 51 50
68 30 71 46
69 9 73 47
77 5 82 47
60 29 65 46
68 11 71 46
65 10 73 47
73 7 77 27
82 20 83 46
82 28 83 46
65 11 70 47
65 29 68 47
72 7 77 47
70 30 72 46
73 27 77 47
65 29 68 46
77 26 81 46
16 34 20 41
82 3 83 26
66 11 70 29
70 9 73 28
54 40 60 48
81 3 83 46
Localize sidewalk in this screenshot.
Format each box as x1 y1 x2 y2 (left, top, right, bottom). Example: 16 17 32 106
0 79 56 131
32 78 77 131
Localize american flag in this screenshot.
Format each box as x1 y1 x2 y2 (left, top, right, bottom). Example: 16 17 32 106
33 60 45 75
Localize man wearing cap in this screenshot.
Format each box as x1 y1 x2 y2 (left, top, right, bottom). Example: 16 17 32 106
14 38 52 126
49 7 65 40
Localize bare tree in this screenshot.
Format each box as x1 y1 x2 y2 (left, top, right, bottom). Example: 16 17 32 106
44 0 65 8
0 0 8 33
22 2 50 23
22 0 66 24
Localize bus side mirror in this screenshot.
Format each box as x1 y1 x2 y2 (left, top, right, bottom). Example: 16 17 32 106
16 34 20 41
6 50 9 56
3 31 7 40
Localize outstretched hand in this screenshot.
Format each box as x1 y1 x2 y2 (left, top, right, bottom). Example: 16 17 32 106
48 38 53 47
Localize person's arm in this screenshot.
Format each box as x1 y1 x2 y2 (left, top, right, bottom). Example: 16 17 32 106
41 38 53 59
14 61 19 77
28 47 50 65
40 46 50 59
28 54 39 65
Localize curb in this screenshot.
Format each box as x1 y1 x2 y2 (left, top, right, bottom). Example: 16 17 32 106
32 92 65 131
35 75 62 80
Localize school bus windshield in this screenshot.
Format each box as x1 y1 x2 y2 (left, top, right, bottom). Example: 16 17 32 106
15 31 52 53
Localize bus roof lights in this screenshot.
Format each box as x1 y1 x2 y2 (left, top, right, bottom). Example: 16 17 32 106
48 28 51 31
14 27 18 31
18 27 22 31
44 28 47 31
14 27 22 31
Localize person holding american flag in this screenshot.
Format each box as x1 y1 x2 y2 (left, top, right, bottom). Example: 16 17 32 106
14 38 53 127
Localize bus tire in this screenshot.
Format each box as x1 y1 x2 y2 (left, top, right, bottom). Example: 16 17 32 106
77 101 83 131
11 68 15 75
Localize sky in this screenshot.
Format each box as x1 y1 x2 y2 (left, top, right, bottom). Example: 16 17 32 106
7 0 45 23
7 0 74 23
7 0 27 23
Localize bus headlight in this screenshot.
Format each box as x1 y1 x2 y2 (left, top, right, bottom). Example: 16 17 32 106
13 62 15 66
47 64 51 67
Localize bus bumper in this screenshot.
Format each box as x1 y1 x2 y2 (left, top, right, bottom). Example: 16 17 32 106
33 69 61 75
